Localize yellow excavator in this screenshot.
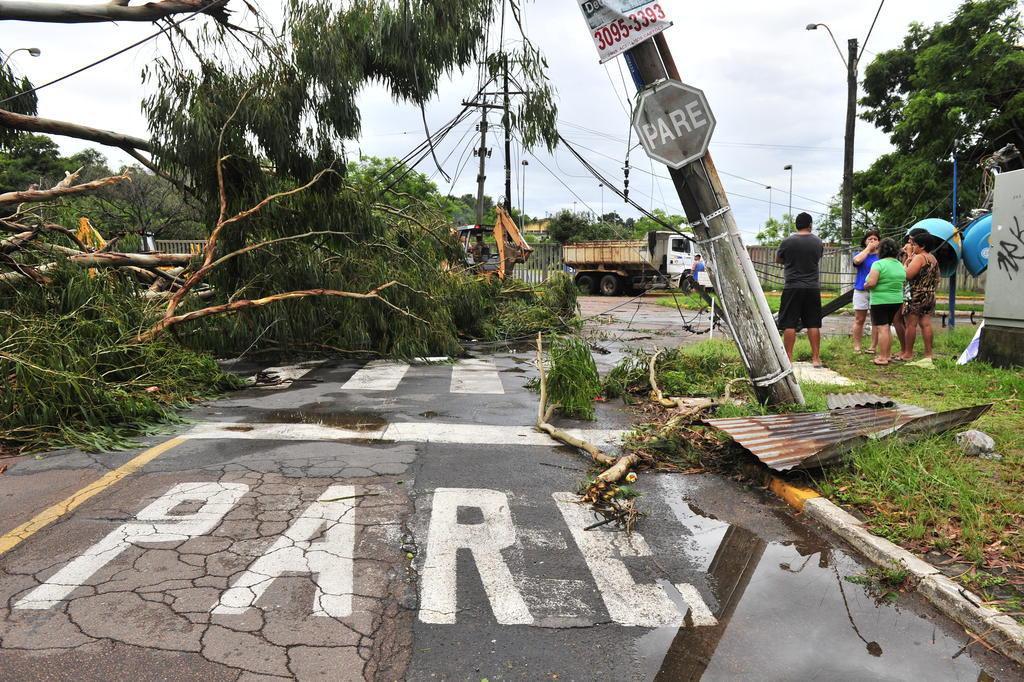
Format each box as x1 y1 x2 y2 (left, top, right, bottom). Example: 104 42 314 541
456 205 533 280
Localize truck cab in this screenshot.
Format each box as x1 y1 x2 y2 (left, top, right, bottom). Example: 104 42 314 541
648 231 695 289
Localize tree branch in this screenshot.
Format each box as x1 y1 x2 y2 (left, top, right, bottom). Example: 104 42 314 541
0 108 152 152
137 281 425 343
0 172 131 205
0 0 230 24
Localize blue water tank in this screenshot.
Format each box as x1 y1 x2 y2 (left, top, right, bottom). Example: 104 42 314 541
961 213 992 276
907 218 961 277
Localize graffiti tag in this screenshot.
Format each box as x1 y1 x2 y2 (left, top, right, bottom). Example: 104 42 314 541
996 216 1024 281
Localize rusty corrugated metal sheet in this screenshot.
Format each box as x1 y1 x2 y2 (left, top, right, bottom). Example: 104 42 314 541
826 393 895 410
707 404 992 471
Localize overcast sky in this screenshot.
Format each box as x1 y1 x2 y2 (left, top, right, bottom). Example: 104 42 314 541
6 0 966 239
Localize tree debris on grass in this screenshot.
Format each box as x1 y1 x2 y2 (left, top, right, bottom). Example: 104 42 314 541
534 334 642 532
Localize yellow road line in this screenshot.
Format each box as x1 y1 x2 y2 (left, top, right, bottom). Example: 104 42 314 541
0 436 186 556
766 476 820 511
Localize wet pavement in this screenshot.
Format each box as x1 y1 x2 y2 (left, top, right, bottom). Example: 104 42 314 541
0 352 1020 680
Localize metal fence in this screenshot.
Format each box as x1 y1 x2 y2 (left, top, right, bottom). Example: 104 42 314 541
515 244 563 285
746 245 985 293
155 239 206 255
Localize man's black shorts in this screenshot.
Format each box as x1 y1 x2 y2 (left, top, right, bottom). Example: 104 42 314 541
777 288 823 330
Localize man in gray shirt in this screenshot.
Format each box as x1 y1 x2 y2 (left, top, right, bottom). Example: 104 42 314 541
775 212 824 366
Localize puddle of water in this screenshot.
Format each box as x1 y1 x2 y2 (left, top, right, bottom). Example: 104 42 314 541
222 425 255 432
254 406 389 432
645 476 1013 680
418 411 451 419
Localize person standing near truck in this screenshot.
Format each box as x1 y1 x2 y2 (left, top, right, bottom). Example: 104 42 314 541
776 212 824 367
691 254 706 291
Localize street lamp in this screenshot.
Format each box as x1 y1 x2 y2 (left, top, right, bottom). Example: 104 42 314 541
765 185 773 222
1 47 41 69
519 159 529 231
783 165 794 226
807 6 884 245
598 182 604 216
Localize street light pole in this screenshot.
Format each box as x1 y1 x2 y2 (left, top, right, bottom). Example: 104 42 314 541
1 47 41 69
520 159 529 231
598 183 604 216
766 185 773 222
783 165 793 226
807 21 865 246
842 37 858 246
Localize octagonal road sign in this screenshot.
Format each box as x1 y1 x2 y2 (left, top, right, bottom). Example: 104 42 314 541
632 79 716 169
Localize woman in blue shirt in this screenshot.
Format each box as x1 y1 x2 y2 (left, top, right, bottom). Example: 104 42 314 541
851 230 880 353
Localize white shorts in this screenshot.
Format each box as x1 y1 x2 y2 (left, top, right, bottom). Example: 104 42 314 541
853 289 870 311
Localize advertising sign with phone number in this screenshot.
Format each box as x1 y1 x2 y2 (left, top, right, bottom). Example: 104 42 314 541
577 0 673 63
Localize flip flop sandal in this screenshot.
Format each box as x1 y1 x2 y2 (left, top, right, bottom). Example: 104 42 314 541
862 349 877 354
872 359 889 366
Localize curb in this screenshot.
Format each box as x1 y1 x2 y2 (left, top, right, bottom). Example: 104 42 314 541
760 472 1024 667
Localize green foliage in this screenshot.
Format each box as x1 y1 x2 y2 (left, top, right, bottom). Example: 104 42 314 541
603 341 747 400
544 335 600 420
0 135 99 194
0 52 38 149
0 265 244 453
474 273 580 342
546 209 626 244
856 0 1024 227
133 2 560 357
630 208 686 238
755 214 794 247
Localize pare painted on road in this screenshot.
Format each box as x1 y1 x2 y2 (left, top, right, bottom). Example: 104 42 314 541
14 483 716 629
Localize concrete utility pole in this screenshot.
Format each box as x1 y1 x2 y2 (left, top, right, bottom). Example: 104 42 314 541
627 35 804 406
842 38 858 245
475 109 489 225
503 52 513 213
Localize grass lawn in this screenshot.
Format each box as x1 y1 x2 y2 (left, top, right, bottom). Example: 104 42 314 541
795 330 1022 580
652 291 986 314
659 328 1021 608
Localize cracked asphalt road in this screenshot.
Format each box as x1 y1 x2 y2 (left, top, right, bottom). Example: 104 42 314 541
1 354 1021 681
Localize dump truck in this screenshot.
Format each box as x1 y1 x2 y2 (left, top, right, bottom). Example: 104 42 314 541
563 231 695 295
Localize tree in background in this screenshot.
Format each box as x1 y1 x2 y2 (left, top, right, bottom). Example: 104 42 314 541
855 0 1024 230
0 135 101 193
547 210 625 244
755 214 793 247
630 208 687 238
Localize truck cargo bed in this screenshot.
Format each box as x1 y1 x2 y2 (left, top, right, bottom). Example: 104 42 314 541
562 240 653 268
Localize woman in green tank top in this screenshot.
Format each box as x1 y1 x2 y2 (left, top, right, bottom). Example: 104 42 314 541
865 239 908 365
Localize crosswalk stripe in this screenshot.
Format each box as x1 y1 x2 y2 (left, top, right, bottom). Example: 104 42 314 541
186 422 627 448
450 359 504 395
341 360 410 391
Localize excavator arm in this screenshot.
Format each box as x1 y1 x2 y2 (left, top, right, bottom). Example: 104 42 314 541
493 206 533 280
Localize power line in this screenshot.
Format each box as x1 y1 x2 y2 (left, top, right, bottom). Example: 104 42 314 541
0 1 223 105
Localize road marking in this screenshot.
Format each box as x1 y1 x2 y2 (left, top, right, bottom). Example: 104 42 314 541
554 492 717 627
248 361 321 390
214 485 356 618
450 359 504 394
419 488 533 625
341 360 411 391
15 482 248 609
0 436 186 557
185 422 627 448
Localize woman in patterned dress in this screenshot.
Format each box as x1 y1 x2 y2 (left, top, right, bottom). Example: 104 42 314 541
898 233 940 362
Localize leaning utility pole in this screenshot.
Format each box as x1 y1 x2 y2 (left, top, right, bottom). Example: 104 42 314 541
841 38 858 245
627 34 804 405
